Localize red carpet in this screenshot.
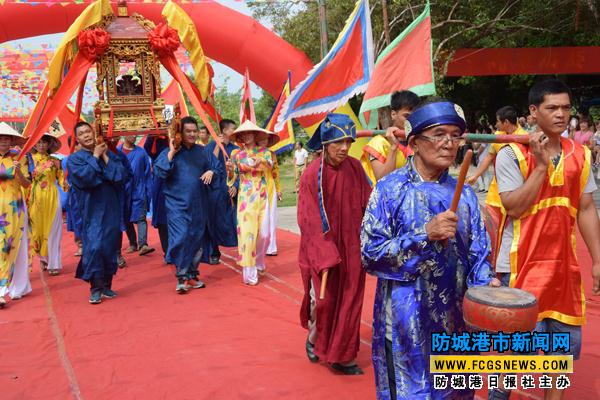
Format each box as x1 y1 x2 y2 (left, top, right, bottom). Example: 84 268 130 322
1 227 598 399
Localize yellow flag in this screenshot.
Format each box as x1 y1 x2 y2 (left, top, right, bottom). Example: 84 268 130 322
303 103 367 160
47 0 113 95
162 0 212 101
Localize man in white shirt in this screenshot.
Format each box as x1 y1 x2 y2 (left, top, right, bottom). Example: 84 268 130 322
294 141 309 193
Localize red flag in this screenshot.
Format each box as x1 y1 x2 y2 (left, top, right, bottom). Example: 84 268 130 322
264 72 295 154
239 68 256 124
359 4 435 128
275 0 373 130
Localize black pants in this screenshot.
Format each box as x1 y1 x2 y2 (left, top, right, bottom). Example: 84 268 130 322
90 275 113 294
385 339 397 400
157 224 169 256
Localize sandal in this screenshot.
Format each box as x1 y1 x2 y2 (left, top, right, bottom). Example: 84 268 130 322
0 297 6 309
40 260 48 271
49 270 60 276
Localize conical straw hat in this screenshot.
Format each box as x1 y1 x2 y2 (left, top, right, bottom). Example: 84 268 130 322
231 120 270 143
0 122 26 146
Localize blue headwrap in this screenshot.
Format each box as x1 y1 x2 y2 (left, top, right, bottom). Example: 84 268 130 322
405 101 467 139
306 113 356 233
306 113 356 151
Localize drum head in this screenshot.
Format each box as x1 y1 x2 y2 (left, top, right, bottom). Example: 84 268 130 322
465 286 537 309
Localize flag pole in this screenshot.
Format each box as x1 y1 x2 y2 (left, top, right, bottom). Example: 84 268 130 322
317 0 329 58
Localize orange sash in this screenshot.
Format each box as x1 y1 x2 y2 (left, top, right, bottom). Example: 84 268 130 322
500 138 591 325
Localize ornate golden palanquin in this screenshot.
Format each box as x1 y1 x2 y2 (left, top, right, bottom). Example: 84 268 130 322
94 2 168 137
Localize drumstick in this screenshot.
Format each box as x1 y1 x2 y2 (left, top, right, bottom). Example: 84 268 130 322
443 149 473 247
319 270 328 300
450 149 473 212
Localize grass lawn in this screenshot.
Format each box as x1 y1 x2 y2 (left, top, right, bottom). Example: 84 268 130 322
277 157 298 207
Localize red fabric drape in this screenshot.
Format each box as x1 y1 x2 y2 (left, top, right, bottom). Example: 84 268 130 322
23 84 50 139
18 53 94 159
19 29 109 159
149 23 227 157
70 71 88 153
239 68 256 124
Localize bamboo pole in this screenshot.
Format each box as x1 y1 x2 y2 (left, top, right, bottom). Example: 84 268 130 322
356 129 531 144
319 270 328 300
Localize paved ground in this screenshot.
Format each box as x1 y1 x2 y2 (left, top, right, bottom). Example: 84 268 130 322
277 206 300 234
277 167 600 233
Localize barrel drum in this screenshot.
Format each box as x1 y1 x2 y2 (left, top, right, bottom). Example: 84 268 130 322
463 286 538 333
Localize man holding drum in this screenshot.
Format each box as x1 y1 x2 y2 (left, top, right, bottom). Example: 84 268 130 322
493 79 600 400
361 100 500 400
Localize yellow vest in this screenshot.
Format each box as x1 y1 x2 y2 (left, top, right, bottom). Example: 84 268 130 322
360 135 410 186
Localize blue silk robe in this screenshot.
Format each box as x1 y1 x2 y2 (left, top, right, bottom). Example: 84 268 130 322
154 144 218 278
67 149 130 281
118 144 151 222
144 137 168 227
360 158 494 400
200 141 239 262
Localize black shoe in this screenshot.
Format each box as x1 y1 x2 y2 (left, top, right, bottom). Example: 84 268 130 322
331 363 364 375
305 340 319 363
102 288 118 299
266 253 277 257
209 256 220 265
89 291 102 304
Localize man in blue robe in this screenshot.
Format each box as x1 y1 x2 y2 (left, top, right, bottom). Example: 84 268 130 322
67 122 130 304
144 135 170 261
107 136 133 269
361 101 500 400
154 116 220 293
201 118 239 264
119 135 154 256
63 138 83 257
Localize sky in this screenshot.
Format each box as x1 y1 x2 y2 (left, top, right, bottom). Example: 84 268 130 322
1 0 264 99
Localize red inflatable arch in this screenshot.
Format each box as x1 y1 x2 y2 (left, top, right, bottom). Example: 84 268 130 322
0 2 314 108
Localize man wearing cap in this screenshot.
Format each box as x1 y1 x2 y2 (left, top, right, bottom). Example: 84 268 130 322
297 113 372 375
0 123 31 308
361 101 499 399
68 122 131 304
154 116 219 293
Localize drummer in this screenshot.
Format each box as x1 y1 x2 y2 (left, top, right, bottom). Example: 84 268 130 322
361 100 500 400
